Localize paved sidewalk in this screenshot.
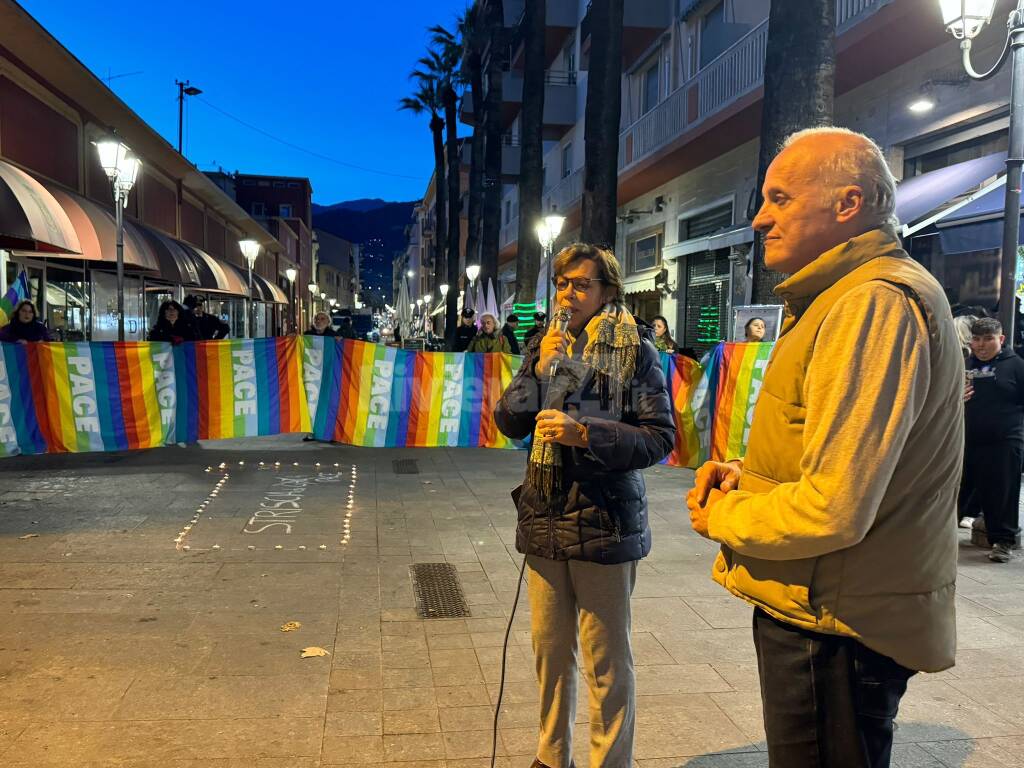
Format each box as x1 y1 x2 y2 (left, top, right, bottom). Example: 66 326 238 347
0 436 1021 767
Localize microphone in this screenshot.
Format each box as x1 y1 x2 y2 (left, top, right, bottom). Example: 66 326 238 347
548 307 572 378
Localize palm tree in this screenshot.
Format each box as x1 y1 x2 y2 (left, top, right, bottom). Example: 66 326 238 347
422 29 465 344
750 0 835 302
514 0 547 307
580 0 624 248
399 77 448 304
459 4 486 292
480 0 506 291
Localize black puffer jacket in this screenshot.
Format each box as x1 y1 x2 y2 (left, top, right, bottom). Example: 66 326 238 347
494 329 675 564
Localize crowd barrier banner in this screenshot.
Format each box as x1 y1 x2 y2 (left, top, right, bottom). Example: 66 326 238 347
0 338 771 465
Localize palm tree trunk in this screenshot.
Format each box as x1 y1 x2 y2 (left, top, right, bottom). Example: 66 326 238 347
444 86 461 340
466 53 485 272
515 0 547 308
580 0 623 248
480 0 505 292
750 0 835 303
431 114 448 311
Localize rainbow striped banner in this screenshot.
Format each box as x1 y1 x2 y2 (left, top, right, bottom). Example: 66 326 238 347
702 342 773 462
306 338 521 448
173 337 309 443
2 341 172 457
0 338 771 464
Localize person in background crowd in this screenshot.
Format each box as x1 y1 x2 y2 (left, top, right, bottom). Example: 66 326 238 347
963 317 1024 563
148 301 197 345
494 243 674 768
183 295 229 340
501 313 522 355
305 311 338 337
688 127 963 767
743 316 767 342
524 311 547 346
468 313 511 353
453 307 478 352
0 300 50 343
335 310 357 340
651 315 677 352
954 315 976 362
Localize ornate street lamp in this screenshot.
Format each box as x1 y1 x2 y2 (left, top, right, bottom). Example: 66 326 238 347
308 282 318 328
535 214 566 317
940 0 1023 339
239 239 260 338
94 139 141 341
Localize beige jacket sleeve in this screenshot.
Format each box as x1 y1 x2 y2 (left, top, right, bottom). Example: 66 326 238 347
707 282 931 560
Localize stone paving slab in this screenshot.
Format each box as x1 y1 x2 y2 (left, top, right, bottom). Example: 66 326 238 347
0 435 1021 766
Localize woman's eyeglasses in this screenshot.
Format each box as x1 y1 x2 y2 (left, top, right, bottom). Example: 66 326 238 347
553 276 604 293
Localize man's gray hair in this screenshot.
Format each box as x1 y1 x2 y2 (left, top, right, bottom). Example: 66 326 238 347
783 126 898 228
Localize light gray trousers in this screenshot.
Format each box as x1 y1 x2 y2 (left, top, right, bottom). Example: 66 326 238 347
527 555 638 768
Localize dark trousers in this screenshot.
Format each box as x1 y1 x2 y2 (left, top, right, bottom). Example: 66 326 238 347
962 440 1023 546
753 609 914 768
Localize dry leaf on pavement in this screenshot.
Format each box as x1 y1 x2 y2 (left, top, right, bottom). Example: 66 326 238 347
280 621 301 632
18 534 38 539
300 646 330 658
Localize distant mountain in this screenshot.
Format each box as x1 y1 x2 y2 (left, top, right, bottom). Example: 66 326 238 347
313 200 418 304
312 198 394 215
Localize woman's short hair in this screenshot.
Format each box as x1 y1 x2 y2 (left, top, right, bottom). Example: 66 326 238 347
479 313 497 326
552 243 624 303
313 311 331 324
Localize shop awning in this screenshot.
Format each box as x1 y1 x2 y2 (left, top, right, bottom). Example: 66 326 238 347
136 227 201 286
622 269 659 295
0 160 81 254
186 249 250 296
14 184 161 272
897 151 1006 235
252 273 288 304
663 225 754 259
934 176 1024 255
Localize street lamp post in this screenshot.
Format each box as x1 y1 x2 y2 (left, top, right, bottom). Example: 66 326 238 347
240 240 260 338
285 267 297 334
308 282 318 329
423 293 433 336
534 214 566 318
94 140 141 342
941 0 1024 340
439 283 449 337
465 265 480 313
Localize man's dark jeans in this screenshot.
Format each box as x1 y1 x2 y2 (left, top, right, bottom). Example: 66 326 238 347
753 609 915 768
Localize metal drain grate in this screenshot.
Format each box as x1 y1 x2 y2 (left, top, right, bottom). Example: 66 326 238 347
409 563 471 619
392 459 420 475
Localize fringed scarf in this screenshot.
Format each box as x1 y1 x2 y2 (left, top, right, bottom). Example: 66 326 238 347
526 304 641 505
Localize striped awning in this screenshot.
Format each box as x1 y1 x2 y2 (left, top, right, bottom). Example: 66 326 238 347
252 273 288 304
136 226 202 285
15 184 160 272
0 160 81 254
187 249 250 296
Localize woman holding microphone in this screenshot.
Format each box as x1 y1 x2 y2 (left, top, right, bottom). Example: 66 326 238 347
494 243 675 768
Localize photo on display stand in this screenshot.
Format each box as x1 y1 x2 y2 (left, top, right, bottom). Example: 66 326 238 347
731 304 784 343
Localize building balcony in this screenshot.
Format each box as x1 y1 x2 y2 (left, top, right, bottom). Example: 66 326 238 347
617 0 889 176
581 0 673 68
460 135 521 178
460 71 578 137
543 168 584 216
508 0 579 68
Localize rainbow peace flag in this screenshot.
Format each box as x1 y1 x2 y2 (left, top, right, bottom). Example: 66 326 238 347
704 342 773 461
0 272 31 326
174 337 309 442
661 351 707 468
2 341 172 456
306 338 520 448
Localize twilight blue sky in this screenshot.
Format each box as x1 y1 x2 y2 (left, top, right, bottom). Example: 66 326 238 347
21 0 469 204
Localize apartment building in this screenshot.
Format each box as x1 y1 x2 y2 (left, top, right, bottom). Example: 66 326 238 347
481 0 1015 353
315 228 357 312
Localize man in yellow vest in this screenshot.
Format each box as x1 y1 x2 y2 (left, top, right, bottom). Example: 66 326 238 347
688 127 963 768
